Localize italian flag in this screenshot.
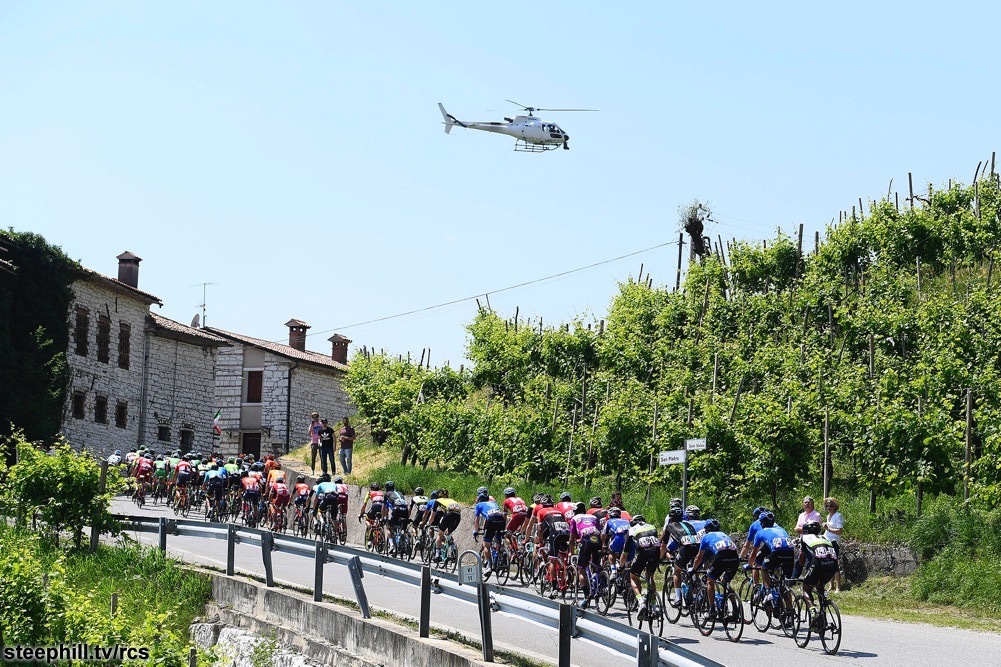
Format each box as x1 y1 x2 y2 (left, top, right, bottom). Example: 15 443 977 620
212 409 222 435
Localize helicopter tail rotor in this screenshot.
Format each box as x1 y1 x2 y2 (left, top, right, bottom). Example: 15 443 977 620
438 102 465 134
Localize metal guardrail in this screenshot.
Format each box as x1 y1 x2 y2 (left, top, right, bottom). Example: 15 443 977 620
113 513 721 667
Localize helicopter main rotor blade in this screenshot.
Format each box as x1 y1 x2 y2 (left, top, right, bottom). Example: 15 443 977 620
536 108 598 112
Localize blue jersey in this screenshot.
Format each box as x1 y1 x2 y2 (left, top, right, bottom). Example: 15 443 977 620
745 519 761 544
699 531 737 555
688 519 708 536
475 500 504 521
314 481 338 496
203 469 224 484
753 526 794 552
604 518 631 552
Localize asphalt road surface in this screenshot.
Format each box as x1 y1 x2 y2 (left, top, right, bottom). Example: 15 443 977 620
110 498 1001 667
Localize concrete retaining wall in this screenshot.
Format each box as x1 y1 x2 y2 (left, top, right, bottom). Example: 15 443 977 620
204 572 493 667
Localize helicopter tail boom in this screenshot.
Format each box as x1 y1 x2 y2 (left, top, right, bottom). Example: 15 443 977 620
437 102 465 134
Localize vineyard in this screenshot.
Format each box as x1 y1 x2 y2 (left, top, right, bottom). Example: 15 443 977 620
346 169 1001 523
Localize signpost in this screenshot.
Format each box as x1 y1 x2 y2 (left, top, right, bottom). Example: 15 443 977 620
658 449 686 466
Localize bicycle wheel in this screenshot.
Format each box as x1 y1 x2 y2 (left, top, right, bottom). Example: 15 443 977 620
722 589 744 642
778 593 797 638
444 541 458 572
662 577 682 624
181 493 191 517
337 517 347 545
364 527 375 552
566 566 586 608
819 599 842 655
495 548 512 586
647 586 664 637
794 595 811 648
535 561 549 596
751 585 772 633
594 570 611 616
624 586 639 627
693 587 714 636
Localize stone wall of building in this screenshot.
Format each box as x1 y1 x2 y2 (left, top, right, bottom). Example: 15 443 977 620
144 335 220 454
61 280 149 457
213 345 246 456
288 363 353 449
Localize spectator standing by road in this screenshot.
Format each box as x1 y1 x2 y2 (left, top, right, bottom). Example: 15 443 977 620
795 496 822 535
308 412 322 475
823 496 845 591
318 418 336 476
338 417 356 474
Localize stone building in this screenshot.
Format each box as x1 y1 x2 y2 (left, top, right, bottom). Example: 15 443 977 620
62 252 353 458
144 313 230 454
62 252 162 455
204 321 352 460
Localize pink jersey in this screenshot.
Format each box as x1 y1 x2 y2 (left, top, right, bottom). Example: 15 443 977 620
570 513 600 539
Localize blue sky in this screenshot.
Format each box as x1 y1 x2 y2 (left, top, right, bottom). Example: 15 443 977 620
3 2 998 367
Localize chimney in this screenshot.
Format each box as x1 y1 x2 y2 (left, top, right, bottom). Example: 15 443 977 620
285 319 310 351
116 251 141 288
328 333 351 365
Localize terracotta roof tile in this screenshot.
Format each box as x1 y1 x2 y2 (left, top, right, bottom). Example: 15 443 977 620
205 327 349 372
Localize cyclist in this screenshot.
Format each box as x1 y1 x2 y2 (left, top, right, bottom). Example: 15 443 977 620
502 487 530 534
569 501 602 607
410 486 430 526
132 453 154 500
521 492 546 538
422 489 462 561
687 518 739 618
264 465 287 498
292 474 312 517
151 455 169 496
603 506 632 571
383 481 410 555
264 454 281 474
537 496 572 598
169 455 195 506
239 470 263 522
332 475 350 524
358 482 386 548
125 448 139 468
473 490 506 575
555 491 576 521
746 510 795 609
107 449 123 466
586 496 608 523
619 514 661 615
796 520 840 627
738 506 769 586
202 463 226 515
310 472 342 528
663 506 700 606
264 471 291 526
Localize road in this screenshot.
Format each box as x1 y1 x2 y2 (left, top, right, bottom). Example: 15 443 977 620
110 498 1000 667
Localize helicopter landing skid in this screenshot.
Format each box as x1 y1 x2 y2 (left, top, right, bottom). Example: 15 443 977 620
514 140 558 153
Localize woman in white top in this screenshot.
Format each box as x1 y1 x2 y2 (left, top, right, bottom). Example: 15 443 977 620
823 497 844 591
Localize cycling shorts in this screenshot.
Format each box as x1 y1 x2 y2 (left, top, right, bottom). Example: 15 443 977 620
208 485 224 502
672 544 699 569
803 558 839 588
707 550 739 583
577 534 602 569
483 516 506 544
243 490 260 502
317 495 338 514
547 531 570 559
439 512 461 534
507 511 528 533
630 547 660 577
760 548 795 578
366 502 384 521
176 471 193 487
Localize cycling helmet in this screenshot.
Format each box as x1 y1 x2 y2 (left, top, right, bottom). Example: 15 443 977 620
114 449 122 456
430 490 439 499
670 497 683 508
333 475 343 483
439 488 449 498
589 496 602 508
385 481 395 491
370 482 381 491
542 494 554 506
574 502 586 514
752 506 767 519
296 475 305 483
252 462 265 471
156 455 164 461
240 470 249 478
685 505 701 519
758 511 775 527
559 491 572 501
607 507 622 518
144 453 154 460
477 486 489 496
477 493 489 503
802 520 823 535
503 487 516 497
228 457 236 464
414 486 425 495
201 458 209 465
209 463 218 470
704 518 721 532
532 492 544 504
319 473 331 483
631 514 646 525
668 506 684 522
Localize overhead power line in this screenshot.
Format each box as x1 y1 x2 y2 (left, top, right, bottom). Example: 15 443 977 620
298 238 681 341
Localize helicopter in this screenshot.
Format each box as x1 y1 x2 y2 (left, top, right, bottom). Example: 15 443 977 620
437 100 596 152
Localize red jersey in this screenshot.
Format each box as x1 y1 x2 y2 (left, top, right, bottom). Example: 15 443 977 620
555 501 576 521
271 482 290 499
504 496 529 515
535 506 564 523
134 458 153 477
368 490 385 504
174 460 193 475
264 459 280 473
293 482 311 498
241 476 261 493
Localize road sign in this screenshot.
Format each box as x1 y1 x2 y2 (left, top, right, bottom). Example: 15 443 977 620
460 564 479 585
685 438 707 451
659 449 686 466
